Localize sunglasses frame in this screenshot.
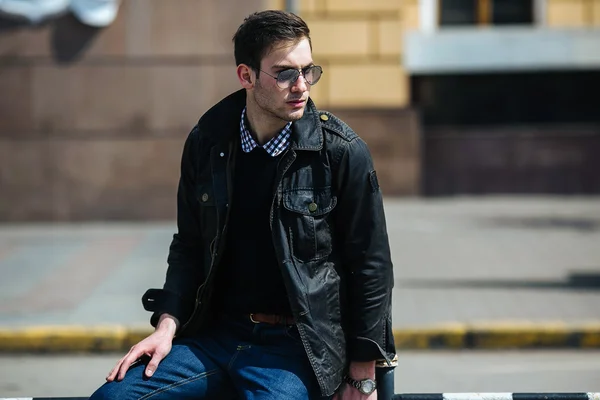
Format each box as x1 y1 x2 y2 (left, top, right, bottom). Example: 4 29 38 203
259 65 323 89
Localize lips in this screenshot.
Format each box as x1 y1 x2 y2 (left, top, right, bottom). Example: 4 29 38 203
287 99 305 106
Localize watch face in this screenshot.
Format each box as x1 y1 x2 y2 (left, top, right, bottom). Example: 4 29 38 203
359 379 376 395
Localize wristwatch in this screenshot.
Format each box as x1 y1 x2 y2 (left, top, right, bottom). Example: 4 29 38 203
344 375 377 395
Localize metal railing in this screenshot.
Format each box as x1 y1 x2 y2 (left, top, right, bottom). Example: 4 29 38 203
393 394 600 400
2 393 599 400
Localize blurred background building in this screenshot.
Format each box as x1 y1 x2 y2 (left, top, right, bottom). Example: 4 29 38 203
1 0 599 222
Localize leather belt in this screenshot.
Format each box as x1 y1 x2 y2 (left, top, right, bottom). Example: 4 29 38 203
249 313 296 325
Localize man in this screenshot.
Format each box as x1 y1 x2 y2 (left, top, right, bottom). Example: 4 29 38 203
90 9 395 400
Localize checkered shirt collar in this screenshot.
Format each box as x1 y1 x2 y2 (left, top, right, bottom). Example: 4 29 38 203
240 107 292 157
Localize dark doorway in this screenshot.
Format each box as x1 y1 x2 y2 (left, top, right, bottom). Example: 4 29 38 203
412 70 600 195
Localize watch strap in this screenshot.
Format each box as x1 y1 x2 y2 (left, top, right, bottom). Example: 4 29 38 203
344 375 362 390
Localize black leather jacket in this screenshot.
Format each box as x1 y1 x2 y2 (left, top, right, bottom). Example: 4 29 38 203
143 90 395 396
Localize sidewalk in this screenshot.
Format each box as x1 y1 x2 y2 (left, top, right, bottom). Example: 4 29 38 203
1 196 599 351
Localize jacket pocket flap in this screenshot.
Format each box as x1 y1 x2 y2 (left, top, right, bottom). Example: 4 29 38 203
283 187 337 216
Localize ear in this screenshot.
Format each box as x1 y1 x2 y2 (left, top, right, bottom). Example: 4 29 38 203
237 64 255 89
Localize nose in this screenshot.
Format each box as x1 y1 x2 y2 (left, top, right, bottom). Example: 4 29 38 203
291 74 308 93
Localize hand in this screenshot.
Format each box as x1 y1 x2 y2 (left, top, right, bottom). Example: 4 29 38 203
106 314 178 382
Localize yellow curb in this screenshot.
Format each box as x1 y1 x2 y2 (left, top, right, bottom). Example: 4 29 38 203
467 321 573 349
0 326 132 352
1 322 599 352
578 321 600 348
392 321 600 350
393 323 467 349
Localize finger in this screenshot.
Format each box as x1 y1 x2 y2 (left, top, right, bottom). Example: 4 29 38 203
117 348 144 381
106 356 126 382
145 351 165 377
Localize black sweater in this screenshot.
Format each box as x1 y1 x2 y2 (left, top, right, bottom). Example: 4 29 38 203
213 147 292 316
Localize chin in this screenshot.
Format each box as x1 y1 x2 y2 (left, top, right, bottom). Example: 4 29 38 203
286 108 305 122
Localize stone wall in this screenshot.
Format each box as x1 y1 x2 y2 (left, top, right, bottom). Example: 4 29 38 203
329 107 421 196
547 0 600 26
0 0 266 221
0 0 420 221
269 0 418 109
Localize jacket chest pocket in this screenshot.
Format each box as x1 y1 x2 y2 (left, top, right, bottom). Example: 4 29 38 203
283 187 337 262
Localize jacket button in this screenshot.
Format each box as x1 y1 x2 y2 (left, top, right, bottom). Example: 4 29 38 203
201 193 209 202
308 202 318 212
320 114 329 121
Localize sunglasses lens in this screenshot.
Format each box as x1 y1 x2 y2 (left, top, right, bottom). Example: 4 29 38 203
277 69 300 88
305 66 322 85
274 66 323 88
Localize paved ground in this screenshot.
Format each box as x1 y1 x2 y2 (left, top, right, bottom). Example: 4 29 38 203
1 350 599 397
1 196 599 330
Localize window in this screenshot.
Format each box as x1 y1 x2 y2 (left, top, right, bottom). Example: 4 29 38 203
439 0 478 25
412 71 600 125
492 0 534 24
439 0 534 26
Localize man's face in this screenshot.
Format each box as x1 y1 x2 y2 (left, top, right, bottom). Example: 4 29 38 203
252 38 314 123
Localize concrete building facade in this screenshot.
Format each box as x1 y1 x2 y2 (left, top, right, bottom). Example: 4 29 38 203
1 0 599 221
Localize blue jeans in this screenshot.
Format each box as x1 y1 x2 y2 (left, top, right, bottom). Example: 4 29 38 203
89 315 329 400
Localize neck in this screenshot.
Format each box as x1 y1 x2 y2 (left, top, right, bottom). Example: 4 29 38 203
245 100 287 145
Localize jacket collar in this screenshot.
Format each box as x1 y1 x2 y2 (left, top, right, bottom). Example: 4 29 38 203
290 97 323 151
197 89 323 152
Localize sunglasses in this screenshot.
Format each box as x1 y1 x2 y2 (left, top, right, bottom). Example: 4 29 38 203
259 65 323 89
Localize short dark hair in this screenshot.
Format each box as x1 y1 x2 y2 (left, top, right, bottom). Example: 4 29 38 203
233 10 311 71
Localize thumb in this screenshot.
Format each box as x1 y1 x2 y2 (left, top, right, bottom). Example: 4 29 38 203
145 352 164 377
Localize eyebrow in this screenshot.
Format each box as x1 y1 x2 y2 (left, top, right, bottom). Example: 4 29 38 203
271 62 315 70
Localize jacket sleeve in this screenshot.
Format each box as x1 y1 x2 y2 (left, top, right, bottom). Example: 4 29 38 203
147 126 205 329
334 136 395 362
